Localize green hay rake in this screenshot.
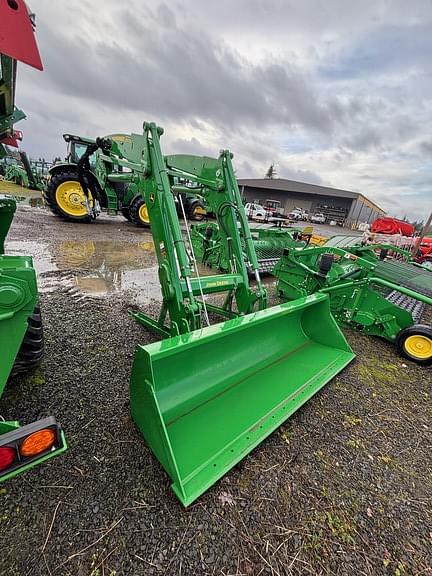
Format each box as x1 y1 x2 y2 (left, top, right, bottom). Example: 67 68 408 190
274 245 432 365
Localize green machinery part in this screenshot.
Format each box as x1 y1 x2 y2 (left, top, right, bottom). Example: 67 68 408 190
131 294 353 506
106 121 355 505
3 152 45 190
190 221 308 274
44 133 206 225
0 3 66 481
274 245 432 364
0 196 67 480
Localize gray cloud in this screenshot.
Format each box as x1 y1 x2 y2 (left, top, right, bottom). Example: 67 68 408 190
13 0 432 221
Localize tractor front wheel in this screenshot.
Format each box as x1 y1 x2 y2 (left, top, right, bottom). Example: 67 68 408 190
129 196 150 227
45 169 94 223
11 304 44 377
396 324 432 366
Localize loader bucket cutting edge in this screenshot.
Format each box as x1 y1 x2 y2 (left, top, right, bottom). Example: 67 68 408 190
130 293 355 506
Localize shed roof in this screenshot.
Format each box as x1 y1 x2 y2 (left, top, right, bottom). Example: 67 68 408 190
237 178 385 213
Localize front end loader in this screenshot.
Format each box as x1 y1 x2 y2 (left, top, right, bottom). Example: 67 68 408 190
274 246 432 365
0 1 66 481
44 133 206 226
86 122 354 506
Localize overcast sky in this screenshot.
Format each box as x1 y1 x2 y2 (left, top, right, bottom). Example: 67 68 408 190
17 0 432 221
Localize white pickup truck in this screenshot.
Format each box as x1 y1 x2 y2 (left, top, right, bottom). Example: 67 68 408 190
244 202 270 220
310 213 326 224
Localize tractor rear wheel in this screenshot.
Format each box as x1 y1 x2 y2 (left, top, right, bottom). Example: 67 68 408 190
45 168 93 222
396 324 432 366
11 304 44 377
129 196 150 227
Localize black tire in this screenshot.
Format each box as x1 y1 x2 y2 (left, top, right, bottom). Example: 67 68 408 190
45 168 92 223
121 207 132 222
11 304 44 377
129 195 150 228
396 324 432 366
189 200 206 221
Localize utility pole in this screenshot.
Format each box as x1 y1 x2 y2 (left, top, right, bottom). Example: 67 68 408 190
413 209 432 255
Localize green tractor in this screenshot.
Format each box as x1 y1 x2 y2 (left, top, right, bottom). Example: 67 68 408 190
0 1 66 481
45 133 206 226
274 245 432 365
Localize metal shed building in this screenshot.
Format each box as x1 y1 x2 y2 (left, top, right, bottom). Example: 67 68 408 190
237 178 386 227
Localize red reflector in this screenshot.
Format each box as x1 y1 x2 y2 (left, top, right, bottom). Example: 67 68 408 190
0 446 16 471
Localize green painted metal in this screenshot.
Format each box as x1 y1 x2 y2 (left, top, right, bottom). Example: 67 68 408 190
0 197 68 479
0 195 16 253
274 245 432 345
0 4 68 482
191 221 306 274
123 122 355 505
0 53 26 141
0 251 38 395
3 154 45 190
47 132 205 222
5 163 28 186
130 122 268 336
130 293 354 506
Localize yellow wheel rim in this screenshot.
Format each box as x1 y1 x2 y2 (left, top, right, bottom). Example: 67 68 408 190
193 206 206 218
404 334 432 360
138 203 150 224
55 181 93 217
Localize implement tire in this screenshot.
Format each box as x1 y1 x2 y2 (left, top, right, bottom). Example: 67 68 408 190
396 324 432 366
45 168 93 223
11 304 44 377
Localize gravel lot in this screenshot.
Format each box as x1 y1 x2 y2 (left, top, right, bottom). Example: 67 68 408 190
1 197 431 576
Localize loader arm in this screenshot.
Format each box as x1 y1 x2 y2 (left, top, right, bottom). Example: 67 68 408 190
111 121 269 336
120 121 356 506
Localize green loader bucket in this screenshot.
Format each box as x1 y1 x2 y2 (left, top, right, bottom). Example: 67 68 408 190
130 293 355 506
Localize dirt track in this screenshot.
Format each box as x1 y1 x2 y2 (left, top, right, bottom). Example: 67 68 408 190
1 198 431 575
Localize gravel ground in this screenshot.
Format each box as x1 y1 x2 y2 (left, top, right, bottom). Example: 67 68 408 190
0 199 431 576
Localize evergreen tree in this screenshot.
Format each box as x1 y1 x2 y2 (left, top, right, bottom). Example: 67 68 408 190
265 164 276 179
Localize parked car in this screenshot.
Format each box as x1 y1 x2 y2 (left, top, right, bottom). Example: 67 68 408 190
310 213 326 224
244 202 269 220
288 208 308 221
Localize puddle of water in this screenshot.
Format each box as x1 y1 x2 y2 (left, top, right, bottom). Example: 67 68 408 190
6 240 58 275
0 181 44 206
4 238 219 305
11 195 45 208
